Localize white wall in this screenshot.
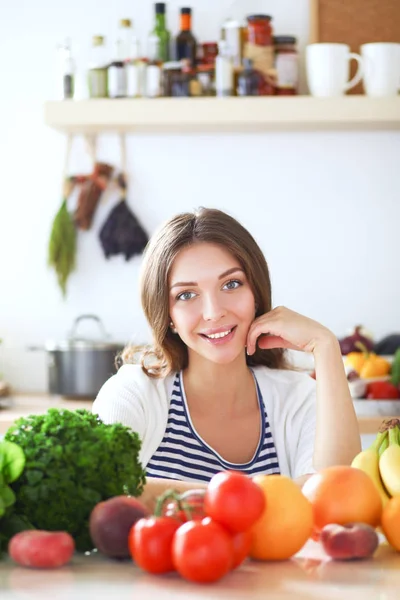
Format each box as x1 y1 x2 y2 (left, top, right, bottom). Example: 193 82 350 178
0 0 399 392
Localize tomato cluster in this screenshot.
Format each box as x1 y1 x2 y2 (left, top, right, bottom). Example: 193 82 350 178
128 471 266 584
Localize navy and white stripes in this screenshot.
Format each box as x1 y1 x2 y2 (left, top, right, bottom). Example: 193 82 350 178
146 371 280 483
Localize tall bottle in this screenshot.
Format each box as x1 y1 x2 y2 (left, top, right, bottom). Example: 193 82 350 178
146 35 162 98
215 40 233 97
176 7 197 67
88 36 108 98
150 3 170 63
126 38 146 98
58 38 75 99
119 18 134 61
108 39 127 98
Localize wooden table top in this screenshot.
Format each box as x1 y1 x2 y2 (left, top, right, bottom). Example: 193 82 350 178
0 538 399 599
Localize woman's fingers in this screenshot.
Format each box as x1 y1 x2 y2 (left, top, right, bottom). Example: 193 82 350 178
257 335 301 352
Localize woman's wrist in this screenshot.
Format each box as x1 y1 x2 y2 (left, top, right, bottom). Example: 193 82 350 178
312 331 341 363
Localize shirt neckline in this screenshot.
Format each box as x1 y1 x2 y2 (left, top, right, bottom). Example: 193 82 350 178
176 369 266 468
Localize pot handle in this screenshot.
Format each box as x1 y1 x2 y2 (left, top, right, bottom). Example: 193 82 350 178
68 314 111 341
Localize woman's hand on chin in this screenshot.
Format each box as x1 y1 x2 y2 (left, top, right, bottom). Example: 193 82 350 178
246 306 336 356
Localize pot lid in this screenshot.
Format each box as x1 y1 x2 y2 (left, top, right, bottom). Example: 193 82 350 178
45 314 125 352
45 339 124 351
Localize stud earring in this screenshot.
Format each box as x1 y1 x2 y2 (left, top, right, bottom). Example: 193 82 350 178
169 321 177 334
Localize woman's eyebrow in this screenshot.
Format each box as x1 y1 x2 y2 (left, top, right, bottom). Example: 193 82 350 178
170 267 244 290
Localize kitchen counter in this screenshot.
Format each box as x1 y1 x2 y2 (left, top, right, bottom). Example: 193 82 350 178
1 394 399 436
0 538 399 599
0 394 93 435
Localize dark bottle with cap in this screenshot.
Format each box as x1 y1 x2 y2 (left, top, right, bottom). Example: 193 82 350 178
176 7 197 67
150 3 170 62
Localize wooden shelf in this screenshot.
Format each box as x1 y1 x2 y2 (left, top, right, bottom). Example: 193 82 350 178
44 96 400 134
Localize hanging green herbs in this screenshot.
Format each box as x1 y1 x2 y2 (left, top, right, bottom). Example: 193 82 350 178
47 196 76 297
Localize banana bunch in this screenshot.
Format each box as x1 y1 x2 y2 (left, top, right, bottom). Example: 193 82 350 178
352 418 400 507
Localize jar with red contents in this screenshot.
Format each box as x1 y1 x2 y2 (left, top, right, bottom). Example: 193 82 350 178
274 36 299 95
244 15 275 95
201 42 218 66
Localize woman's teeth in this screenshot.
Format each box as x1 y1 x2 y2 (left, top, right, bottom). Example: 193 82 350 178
205 328 233 339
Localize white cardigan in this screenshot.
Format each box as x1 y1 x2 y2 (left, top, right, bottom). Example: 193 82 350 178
92 364 317 480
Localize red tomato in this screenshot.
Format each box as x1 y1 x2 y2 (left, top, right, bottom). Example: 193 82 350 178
204 470 266 533
128 516 180 574
231 529 252 569
172 517 233 583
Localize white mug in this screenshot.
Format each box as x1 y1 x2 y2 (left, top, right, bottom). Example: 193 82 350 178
306 43 364 97
361 42 400 97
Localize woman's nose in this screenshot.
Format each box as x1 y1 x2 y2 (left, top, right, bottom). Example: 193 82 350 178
202 294 226 321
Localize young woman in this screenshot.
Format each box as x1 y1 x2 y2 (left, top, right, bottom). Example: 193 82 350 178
93 207 361 510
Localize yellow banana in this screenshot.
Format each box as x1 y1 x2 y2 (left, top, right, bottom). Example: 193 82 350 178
379 427 400 497
351 431 391 508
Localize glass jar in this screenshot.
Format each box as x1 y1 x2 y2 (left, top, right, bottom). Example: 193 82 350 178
274 36 298 95
201 42 218 66
244 15 275 95
182 67 203 96
237 58 262 96
88 35 108 98
246 14 273 46
197 64 215 96
162 61 191 97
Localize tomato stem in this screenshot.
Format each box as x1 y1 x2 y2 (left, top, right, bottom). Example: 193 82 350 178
154 489 181 517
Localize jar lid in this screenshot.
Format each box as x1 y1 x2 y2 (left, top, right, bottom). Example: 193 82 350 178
274 35 297 45
181 7 191 14
247 14 272 22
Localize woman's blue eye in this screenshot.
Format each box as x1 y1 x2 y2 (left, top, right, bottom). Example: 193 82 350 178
223 279 242 290
176 291 196 301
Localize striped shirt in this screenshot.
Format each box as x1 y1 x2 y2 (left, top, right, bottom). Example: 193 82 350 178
146 371 281 483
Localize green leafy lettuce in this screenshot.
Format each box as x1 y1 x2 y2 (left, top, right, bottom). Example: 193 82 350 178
5 409 146 551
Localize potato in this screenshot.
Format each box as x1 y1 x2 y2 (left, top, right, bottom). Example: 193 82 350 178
8 531 75 569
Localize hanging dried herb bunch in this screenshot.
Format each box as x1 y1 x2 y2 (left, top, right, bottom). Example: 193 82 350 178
48 179 77 297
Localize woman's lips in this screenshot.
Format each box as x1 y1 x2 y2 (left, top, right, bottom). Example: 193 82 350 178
199 326 237 345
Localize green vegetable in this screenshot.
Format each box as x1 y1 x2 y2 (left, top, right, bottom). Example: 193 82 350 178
0 440 26 554
5 409 146 551
391 348 400 387
47 197 77 297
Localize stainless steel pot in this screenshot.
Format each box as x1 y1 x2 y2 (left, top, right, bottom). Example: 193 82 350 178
34 315 125 399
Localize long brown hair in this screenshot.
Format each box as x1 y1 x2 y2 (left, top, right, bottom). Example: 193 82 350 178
122 207 288 376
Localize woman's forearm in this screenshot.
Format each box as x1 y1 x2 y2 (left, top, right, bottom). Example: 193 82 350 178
313 334 361 470
139 476 207 513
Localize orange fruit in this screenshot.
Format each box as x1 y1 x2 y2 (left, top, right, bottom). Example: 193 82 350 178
302 466 382 536
250 475 313 561
381 496 400 551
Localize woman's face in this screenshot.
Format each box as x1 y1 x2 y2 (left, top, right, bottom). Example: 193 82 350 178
168 242 256 366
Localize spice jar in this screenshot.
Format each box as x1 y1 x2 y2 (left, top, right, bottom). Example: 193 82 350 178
196 64 215 95
244 15 275 95
162 61 185 96
274 36 299 95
